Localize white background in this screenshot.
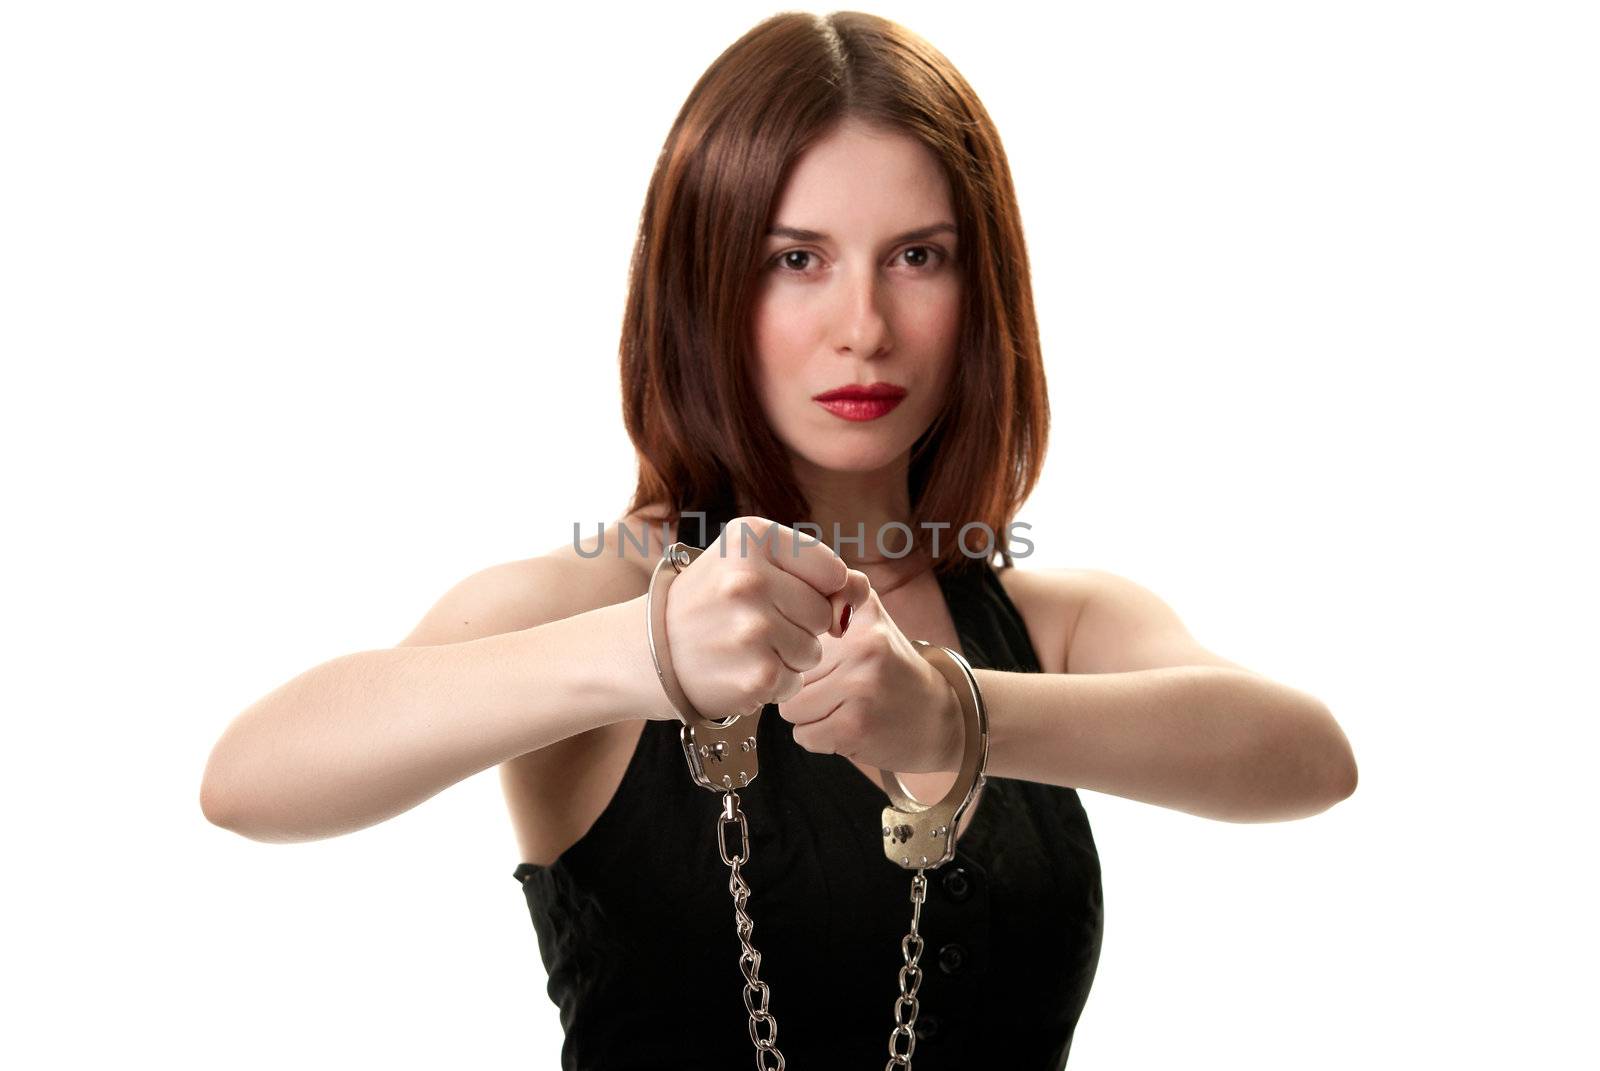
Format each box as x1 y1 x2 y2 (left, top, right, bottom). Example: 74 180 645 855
3 1 1595 1067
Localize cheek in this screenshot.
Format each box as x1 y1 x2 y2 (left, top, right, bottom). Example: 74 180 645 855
749 293 817 393
751 291 814 358
748 295 810 414
902 279 962 347
907 285 962 413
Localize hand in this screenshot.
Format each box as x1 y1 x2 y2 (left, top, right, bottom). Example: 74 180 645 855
780 569 963 775
650 516 854 721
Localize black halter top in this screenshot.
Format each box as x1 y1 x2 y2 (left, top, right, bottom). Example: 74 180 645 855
511 508 1104 1069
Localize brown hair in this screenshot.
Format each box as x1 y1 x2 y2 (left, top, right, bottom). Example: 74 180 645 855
620 10 1048 573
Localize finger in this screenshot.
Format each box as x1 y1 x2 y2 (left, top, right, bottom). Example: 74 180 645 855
762 610 825 676
769 663 807 704
718 516 849 602
790 697 848 750
783 661 845 726
827 568 874 636
756 564 837 638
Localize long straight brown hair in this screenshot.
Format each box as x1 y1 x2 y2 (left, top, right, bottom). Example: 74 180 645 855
621 10 1049 573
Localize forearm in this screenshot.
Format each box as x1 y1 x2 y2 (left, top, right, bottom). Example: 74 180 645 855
971 666 1356 823
201 595 669 842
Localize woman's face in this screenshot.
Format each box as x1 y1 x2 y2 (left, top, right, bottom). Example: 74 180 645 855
750 118 962 480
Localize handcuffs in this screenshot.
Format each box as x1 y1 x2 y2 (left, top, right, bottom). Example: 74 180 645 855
646 541 990 1070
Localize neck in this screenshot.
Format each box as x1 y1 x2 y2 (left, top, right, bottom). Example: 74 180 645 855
788 452 926 568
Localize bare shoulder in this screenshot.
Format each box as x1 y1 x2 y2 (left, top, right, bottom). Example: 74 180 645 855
564 506 682 585
1055 567 1250 673
394 507 674 648
994 564 1095 675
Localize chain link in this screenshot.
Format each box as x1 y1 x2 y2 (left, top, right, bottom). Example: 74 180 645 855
884 871 929 1069
717 791 788 1070
663 547 978 1070
717 794 937 1070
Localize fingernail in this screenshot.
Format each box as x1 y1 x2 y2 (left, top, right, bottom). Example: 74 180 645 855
839 602 853 635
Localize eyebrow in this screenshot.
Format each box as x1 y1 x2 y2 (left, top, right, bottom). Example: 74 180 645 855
766 222 958 244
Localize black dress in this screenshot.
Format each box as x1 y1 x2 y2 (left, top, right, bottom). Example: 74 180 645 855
511 507 1104 1069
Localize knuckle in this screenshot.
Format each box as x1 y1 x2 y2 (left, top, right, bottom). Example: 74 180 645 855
833 707 864 740
742 660 779 698
727 515 771 543
730 612 766 647
802 637 824 669
792 722 828 755
718 566 765 601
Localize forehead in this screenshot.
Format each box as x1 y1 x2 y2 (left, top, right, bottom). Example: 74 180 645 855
769 119 954 237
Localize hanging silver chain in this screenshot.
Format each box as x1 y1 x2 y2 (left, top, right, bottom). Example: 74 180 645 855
654 541 980 1070
885 871 928 1068
718 790 787 1070
715 788 932 1071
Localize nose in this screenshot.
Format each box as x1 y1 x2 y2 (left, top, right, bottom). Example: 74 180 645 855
833 263 892 360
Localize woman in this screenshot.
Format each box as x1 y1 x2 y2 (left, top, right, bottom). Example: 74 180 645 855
201 11 1358 1069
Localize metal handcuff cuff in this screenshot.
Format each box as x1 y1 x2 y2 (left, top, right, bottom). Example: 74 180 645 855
646 541 990 1071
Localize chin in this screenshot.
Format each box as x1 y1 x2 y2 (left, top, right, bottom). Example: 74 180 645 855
786 439 911 475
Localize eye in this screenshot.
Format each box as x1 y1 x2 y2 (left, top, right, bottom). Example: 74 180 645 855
771 249 818 274
897 244 947 270
766 244 950 277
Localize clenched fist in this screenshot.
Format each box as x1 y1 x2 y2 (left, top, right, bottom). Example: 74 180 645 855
650 516 866 720
780 570 962 776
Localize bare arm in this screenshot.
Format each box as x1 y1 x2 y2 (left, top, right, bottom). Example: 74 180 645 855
976 567 1356 822
970 666 1353 822
199 548 673 843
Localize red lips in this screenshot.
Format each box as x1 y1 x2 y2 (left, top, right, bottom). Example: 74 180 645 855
812 382 908 421
812 382 908 402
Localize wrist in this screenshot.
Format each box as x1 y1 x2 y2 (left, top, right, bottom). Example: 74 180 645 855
565 595 678 725
935 674 964 772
